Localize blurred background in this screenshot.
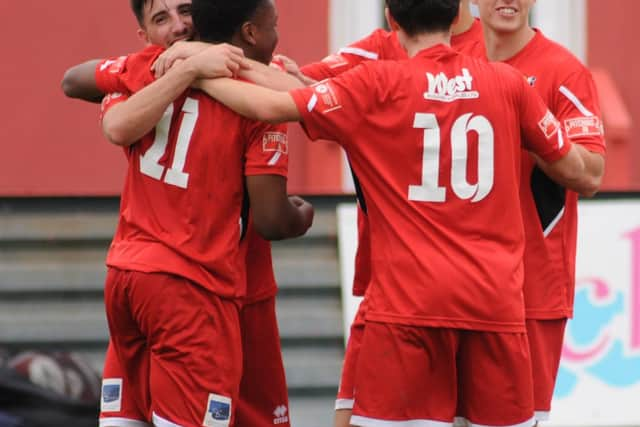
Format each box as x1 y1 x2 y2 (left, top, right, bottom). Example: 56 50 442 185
0 1 638 426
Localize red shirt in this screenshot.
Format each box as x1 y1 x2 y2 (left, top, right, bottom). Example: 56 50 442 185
300 22 486 297
96 46 288 299
300 19 485 81
503 30 606 319
290 44 570 332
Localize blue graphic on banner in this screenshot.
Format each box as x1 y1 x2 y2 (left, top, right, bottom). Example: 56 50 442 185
555 270 640 398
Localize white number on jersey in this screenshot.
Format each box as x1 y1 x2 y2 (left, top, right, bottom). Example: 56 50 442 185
139 97 199 189
409 113 494 203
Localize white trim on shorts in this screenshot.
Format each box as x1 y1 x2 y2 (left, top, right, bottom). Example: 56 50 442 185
152 412 184 427
465 416 536 427
350 415 453 427
335 398 355 410
534 411 550 422
100 417 151 427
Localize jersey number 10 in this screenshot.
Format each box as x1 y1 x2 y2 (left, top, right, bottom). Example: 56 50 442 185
409 113 495 203
139 98 199 189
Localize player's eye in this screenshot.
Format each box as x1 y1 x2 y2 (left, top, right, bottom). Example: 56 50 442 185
179 5 192 16
153 14 168 25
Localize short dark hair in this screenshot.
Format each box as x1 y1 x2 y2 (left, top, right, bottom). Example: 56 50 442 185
191 0 268 43
386 0 459 36
130 0 152 26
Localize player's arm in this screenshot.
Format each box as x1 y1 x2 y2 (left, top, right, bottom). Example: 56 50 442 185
532 144 603 197
240 58 305 90
517 76 586 187
61 60 104 103
539 72 607 197
152 41 304 90
533 144 585 190
247 175 313 240
103 44 244 146
195 77 300 123
273 54 318 86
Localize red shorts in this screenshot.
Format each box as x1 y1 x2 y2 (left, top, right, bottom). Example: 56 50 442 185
526 318 567 421
351 322 535 427
102 268 242 427
335 298 368 410
99 342 148 427
236 296 290 427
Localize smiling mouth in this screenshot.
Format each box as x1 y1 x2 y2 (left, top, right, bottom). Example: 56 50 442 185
496 7 518 16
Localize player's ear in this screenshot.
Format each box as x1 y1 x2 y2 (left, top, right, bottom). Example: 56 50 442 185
136 28 150 44
384 8 400 32
240 21 258 47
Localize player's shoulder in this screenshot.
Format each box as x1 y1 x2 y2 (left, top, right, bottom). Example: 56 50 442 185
127 45 164 65
363 28 394 45
534 30 590 76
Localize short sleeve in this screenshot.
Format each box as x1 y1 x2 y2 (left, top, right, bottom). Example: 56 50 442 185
300 29 385 81
553 67 606 155
95 45 164 95
243 122 289 178
516 73 571 162
99 92 129 124
289 64 374 146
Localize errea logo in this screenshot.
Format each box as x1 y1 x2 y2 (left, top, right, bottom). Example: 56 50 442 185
424 68 479 102
273 405 289 425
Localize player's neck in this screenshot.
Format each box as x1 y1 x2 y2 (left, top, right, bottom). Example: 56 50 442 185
400 30 451 58
483 26 536 62
452 8 475 36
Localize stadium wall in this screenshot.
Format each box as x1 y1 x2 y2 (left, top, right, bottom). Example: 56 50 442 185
0 1 636 196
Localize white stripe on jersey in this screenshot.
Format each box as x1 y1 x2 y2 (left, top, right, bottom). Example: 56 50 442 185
307 93 318 112
558 127 564 149
559 85 594 117
268 151 282 166
544 207 566 237
338 47 379 60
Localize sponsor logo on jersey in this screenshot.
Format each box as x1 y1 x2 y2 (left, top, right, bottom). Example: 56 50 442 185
527 76 537 87
100 378 122 412
424 68 479 102
564 116 603 139
309 81 342 114
538 110 561 139
273 405 289 425
99 56 127 74
263 132 288 154
203 394 231 427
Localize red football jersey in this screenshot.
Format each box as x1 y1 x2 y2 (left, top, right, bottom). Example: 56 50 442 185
300 23 486 297
503 30 606 319
291 44 570 332
301 19 485 81
243 222 279 304
452 18 486 58
98 48 288 299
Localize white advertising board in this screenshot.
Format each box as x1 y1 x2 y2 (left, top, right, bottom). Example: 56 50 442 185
337 198 640 426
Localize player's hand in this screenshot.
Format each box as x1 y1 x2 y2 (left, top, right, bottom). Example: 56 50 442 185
273 54 316 86
289 196 314 232
188 43 250 79
152 41 210 78
273 54 301 75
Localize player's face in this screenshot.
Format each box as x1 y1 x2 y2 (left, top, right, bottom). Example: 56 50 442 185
139 0 195 47
472 0 535 34
250 0 279 65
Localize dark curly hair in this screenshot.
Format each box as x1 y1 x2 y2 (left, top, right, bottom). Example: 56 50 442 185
191 0 269 43
386 0 459 35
